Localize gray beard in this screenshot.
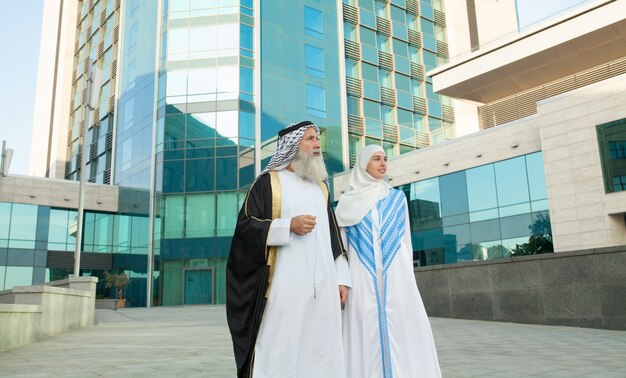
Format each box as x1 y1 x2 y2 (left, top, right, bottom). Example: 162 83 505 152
290 149 328 182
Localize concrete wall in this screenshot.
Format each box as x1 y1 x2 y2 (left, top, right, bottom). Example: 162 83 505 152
0 276 97 352
0 175 119 212
415 246 626 330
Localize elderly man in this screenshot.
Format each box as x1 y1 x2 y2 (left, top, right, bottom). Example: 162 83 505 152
226 120 350 378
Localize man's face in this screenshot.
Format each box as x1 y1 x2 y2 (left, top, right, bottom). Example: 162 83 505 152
299 127 321 156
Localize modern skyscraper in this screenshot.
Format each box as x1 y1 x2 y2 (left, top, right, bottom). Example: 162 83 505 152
28 0 457 307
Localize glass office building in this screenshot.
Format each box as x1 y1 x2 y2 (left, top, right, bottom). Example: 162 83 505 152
397 152 552 266
30 0 470 307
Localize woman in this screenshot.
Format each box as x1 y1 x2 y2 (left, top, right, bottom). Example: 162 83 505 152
336 145 441 378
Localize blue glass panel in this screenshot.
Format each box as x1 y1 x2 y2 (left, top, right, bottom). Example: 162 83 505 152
391 0 406 8
423 50 437 70
469 209 499 222
239 111 254 142
420 1 434 20
304 6 323 39
240 24 253 51
216 158 238 190
397 91 413 110
0 203 10 240
394 56 410 74
499 203 531 217
495 156 530 206
428 99 442 118
306 84 326 118
363 99 380 119
444 221 470 243
8 204 37 248
164 160 185 193
440 171 468 217
531 199 548 212
466 164 498 212
500 213 533 239
365 118 383 138
359 9 376 29
363 81 381 101
186 158 215 192
240 66 253 93
392 22 408 41
361 44 379 64
526 152 548 200
470 219 501 242
423 34 437 53
360 26 376 46
305 44 325 78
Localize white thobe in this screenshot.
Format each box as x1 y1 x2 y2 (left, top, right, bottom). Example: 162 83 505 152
253 169 350 378
342 203 441 378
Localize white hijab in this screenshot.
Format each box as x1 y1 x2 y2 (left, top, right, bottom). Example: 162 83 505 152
335 145 391 227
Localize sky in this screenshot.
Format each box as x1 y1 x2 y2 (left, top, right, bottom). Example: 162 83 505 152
0 1 44 175
0 0 589 177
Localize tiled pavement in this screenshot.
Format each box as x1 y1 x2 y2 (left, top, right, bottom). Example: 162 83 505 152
1 306 625 377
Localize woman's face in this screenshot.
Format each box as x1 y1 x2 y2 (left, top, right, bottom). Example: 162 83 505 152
365 151 387 180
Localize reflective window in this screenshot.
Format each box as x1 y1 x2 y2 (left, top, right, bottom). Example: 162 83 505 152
306 84 326 118
359 26 376 47
216 192 239 236
5 267 33 289
495 156 530 206
597 118 626 193
8 204 37 248
305 45 324 78
304 6 323 39
186 194 216 238
404 152 552 266
163 195 185 238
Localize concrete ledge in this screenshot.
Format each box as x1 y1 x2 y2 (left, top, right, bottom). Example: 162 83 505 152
415 247 626 330
0 277 97 352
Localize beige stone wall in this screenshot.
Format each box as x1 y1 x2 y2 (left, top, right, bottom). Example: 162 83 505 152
538 74 626 251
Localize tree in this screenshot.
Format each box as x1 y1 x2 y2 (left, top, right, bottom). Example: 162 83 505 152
103 271 130 300
511 213 554 256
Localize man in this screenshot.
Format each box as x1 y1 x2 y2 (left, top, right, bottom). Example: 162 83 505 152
226 120 350 378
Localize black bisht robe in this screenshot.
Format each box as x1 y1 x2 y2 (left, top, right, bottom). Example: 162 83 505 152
226 171 346 378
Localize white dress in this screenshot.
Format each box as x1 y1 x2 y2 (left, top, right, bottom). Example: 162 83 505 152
342 190 441 378
253 169 350 378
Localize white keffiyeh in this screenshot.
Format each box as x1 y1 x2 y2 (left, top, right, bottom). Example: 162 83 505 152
262 121 320 173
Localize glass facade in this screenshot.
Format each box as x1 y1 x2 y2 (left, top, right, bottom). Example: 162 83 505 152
261 0 345 174
342 0 453 165
0 202 148 305
597 118 626 193
150 0 257 306
397 152 553 266
66 0 121 184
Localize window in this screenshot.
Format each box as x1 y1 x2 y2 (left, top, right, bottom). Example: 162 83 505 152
344 22 357 41
304 6 323 39
345 58 359 78
306 84 326 118
597 118 626 193
359 26 376 46
240 24 253 57
240 66 253 101
305 45 324 78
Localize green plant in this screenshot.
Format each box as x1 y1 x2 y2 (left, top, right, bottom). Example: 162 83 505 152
103 271 130 300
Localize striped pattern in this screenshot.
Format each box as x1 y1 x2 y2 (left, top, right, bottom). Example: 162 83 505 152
261 123 320 173
345 189 407 378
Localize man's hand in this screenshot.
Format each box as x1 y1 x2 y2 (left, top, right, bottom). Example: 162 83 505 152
339 285 348 306
290 215 317 235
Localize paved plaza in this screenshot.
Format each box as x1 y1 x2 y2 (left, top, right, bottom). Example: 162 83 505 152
1 306 625 377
